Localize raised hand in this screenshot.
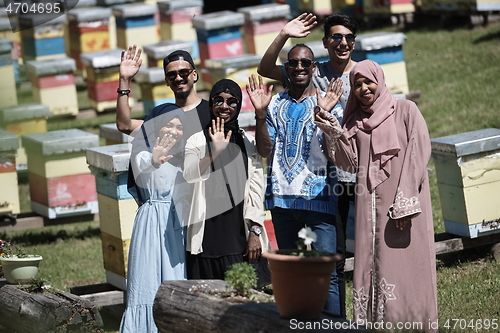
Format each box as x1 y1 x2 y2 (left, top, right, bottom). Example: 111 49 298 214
120 45 143 81
317 77 343 112
152 134 177 165
247 74 273 117
282 13 317 39
208 118 232 155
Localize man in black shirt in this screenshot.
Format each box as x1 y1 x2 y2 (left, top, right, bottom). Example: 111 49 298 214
116 45 211 138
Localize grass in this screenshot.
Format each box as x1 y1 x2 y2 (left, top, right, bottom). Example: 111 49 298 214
2 16 500 333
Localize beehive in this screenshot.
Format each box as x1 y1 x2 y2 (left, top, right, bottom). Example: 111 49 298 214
25 58 79 116
113 3 159 67
192 10 245 87
0 103 52 170
67 7 112 73
135 66 175 115
19 14 66 62
0 38 17 108
0 129 20 215
81 48 133 112
157 0 202 62
99 123 132 146
86 143 136 290
351 32 409 94
22 129 100 219
431 128 500 238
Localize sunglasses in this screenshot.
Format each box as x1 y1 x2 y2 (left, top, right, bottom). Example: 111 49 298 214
165 68 194 81
213 96 239 108
329 33 356 43
287 58 313 68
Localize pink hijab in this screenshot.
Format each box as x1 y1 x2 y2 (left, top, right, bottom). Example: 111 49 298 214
342 60 401 191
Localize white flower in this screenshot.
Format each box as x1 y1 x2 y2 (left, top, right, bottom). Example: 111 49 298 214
298 227 317 245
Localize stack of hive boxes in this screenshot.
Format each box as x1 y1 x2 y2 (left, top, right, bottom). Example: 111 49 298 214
86 143 137 290
0 15 22 85
67 7 113 74
157 0 202 63
0 129 20 215
81 48 129 112
26 57 79 116
113 3 159 67
22 129 100 219
192 10 245 89
238 3 291 56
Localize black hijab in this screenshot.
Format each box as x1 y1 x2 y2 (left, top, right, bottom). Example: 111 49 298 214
203 79 248 216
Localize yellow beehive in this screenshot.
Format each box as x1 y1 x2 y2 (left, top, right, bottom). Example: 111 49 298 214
0 129 20 215
97 194 137 240
431 128 500 238
380 61 410 95
86 143 136 290
0 38 17 108
26 58 79 117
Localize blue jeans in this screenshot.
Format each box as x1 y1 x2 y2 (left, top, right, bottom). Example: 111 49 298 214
270 207 341 317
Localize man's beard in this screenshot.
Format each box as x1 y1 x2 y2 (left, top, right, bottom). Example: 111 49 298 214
175 90 190 100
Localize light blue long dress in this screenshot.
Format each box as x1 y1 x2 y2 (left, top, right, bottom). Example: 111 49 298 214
119 150 187 333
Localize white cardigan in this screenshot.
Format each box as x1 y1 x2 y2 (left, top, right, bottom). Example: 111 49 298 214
183 129 269 255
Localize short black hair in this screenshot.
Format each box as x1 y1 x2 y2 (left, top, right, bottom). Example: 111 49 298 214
287 43 315 60
323 14 359 37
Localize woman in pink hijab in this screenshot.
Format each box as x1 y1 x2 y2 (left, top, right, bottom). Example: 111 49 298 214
316 59 438 332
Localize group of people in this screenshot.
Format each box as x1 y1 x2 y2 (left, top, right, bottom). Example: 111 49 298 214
115 12 438 333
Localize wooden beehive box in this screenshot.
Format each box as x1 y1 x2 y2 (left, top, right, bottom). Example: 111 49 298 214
22 129 99 219
431 128 500 238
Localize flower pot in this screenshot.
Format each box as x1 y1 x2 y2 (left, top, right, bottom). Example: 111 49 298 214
0 255 43 284
262 250 342 319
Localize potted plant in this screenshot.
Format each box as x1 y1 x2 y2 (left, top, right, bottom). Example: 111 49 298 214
262 227 342 320
0 239 43 284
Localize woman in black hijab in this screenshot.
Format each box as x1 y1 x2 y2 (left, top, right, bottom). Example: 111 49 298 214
183 79 270 284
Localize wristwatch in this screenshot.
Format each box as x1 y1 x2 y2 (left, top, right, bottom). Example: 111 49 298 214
117 88 131 95
249 227 262 236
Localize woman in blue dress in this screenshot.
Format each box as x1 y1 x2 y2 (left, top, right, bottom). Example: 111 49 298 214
120 105 187 333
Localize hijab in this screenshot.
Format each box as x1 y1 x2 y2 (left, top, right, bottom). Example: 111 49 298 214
128 103 187 205
203 79 248 216
342 60 401 191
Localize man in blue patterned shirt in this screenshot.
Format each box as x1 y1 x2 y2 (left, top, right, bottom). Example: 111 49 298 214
248 43 344 316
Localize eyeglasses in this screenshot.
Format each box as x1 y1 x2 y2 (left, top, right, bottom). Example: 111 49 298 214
165 68 194 81
213 96 239 108
329 33 356 43
287 58 313 68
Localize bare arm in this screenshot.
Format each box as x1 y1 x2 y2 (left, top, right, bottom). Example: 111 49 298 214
247 75 274 157
116 45 144 135
257 13 317 82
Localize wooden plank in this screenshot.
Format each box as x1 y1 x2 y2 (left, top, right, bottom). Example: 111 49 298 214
70 283 124 307
0 212 97 232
